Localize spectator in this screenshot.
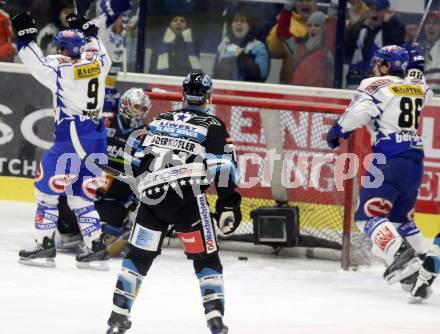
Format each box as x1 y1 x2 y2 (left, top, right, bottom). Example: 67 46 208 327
266 0 335 84
424 11 440 94
345 0 405 88
0 6 15 62
150 14 202 76
290 11 334 87
347 0 369 27
36 0 74 55
213 10 269 82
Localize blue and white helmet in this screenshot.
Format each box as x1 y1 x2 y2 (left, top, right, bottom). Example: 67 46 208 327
53 29 86 57
372 45 409 72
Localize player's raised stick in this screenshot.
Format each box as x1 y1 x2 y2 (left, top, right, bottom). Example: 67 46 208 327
412 0 433 46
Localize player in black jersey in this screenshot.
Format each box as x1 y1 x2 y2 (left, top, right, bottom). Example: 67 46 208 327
56 87 151 256
106 72 242 334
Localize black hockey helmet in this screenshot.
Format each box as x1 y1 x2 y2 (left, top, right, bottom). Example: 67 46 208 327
182 72 213 105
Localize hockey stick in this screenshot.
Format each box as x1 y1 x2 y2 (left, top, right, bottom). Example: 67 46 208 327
73 0 79 15
69 121 134 182
412 0 433 46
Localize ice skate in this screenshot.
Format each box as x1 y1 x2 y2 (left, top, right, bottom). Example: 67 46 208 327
408 261 436 304
383 242 420 284
106 312 131 334
18 236 56 268
208 317 228 334
76 235 109 271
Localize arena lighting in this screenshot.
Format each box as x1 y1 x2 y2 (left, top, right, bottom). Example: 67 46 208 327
251 206 299 248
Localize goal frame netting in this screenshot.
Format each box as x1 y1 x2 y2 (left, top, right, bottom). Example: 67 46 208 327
140 87 364 270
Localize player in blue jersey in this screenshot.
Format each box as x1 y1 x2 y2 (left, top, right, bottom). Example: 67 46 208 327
12 10 116 270
56 88 151 256
327 45 433 286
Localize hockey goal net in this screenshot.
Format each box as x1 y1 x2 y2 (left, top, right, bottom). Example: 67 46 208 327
132 78 371 269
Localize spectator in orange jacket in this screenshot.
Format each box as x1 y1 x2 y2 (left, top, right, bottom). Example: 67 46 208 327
0 8 15 62
290 11 334 87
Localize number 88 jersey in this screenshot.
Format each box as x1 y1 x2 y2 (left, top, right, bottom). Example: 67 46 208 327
338 74 433 158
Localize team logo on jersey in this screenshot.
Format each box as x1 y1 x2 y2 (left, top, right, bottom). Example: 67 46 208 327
48 174 77 193
173 113 192 122
388 85 424 97
364 197 393 217
82 176 107 199
74 60 101 80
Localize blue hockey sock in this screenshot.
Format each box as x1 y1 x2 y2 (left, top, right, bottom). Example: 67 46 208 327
197 267 225 320
112 259 144 315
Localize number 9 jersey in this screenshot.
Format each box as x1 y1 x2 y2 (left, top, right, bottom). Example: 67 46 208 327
17 36 111 142
338 74 433 158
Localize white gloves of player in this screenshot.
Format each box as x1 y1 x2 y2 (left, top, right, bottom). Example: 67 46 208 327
217 209 236 235
215 193 242 236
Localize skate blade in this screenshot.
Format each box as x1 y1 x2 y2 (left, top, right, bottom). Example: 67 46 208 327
18 257 56 268
76 261 109 271
386 258 422 284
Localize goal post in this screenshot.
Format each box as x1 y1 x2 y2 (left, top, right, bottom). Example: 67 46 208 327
142 89 368 270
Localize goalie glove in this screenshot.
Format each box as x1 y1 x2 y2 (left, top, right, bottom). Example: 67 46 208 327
12 12 38 42
215 193 242 235
66 13 99 37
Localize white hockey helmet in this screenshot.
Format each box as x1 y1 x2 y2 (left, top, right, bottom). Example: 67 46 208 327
118 88 152 122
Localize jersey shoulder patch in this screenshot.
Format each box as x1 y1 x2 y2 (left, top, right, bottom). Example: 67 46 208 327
47 55 71 66
359 77 395 95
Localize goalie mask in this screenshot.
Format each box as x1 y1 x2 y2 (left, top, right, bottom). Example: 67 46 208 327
183 72 213 105
118 88 151 128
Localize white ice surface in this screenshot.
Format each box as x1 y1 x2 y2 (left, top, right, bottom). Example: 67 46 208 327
1 200 439 334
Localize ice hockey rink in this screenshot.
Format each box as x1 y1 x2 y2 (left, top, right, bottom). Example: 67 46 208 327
2 200 439 334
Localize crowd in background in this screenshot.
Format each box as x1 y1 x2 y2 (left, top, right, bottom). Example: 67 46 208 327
0 0 440 93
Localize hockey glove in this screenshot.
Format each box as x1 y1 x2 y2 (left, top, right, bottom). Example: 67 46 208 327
326 122 352 149
215 193 242 235
409 257 437 303
12 12 38 42
66 13 99 37
100 0 132 17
